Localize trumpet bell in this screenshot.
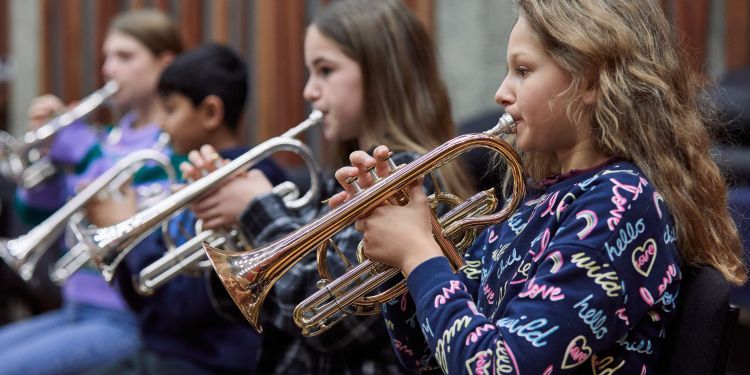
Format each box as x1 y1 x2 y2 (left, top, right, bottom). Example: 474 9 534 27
0 235 51 281
203 242 268 332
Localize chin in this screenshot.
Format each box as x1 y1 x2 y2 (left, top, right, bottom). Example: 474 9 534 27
322 127 336 142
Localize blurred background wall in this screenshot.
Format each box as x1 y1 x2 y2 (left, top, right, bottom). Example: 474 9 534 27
1 1 750 372
1 0 746 144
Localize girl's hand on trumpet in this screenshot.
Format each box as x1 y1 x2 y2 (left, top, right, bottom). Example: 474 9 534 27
180 144 274 230
332 145 443 275
27 94 65 130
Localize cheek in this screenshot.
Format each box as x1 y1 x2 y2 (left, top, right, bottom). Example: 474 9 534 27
339 87 363 128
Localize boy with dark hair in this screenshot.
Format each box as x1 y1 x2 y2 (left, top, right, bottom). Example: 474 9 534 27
86 43 285 375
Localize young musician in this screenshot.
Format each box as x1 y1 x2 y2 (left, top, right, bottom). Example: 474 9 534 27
0 9 183 374
182 0 469 373
84 43 285 375
333 0 748 373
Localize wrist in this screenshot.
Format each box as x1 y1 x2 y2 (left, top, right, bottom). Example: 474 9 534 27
400 239 443 276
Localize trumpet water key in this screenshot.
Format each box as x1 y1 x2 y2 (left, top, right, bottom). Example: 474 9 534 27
0 81 119 189
203 113 526 336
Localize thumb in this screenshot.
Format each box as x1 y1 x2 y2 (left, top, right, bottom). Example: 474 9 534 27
406 177 426 205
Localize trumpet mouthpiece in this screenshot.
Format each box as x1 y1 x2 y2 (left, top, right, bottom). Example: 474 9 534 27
485 113 516 136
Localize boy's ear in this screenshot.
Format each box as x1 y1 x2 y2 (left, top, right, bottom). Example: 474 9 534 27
155 51 176 70
199 95 225 131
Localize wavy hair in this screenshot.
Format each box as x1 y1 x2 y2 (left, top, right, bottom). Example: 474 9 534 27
513 0 746 284
312 0 473 197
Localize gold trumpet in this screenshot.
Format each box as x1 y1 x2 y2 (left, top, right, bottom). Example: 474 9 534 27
203 113 525 336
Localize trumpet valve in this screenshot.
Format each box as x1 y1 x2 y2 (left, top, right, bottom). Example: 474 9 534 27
345 176 363 193
366 166 380 182
383 152 397 171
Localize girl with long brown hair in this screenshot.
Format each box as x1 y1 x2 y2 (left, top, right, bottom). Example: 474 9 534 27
332 0 747 373
183 0 467 373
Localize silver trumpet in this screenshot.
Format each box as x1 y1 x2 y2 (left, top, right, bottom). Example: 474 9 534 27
0 146 175 281
0 81 119 189
77 110 323 283
136 181 301 295
49 144 175 285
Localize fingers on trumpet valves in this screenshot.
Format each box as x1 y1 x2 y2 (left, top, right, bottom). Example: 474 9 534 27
185 145 223 178
186 150 206 177
349 147 396 187
334 166 360 193
348 150 377 187
345 176 363 193
178 162 196 183
373 145 397 176
330 147 398 206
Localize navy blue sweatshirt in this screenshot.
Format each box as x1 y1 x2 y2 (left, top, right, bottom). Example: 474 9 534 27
384 161 682 374
112 146 286 374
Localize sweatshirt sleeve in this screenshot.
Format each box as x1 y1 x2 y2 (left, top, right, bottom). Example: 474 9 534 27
382 228 488 373
406 245 629 374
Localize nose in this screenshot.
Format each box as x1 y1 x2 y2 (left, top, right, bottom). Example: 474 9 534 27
494 75 514 107
102 57 116 80
303 76 320 103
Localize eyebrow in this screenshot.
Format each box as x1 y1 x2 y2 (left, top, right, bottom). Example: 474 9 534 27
310 56 333 67
507 50 529 62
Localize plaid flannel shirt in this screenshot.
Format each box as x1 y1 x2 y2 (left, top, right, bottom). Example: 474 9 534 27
237 151 428 375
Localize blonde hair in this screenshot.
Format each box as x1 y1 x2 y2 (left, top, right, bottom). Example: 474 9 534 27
512 0 746 284
313 0 473 197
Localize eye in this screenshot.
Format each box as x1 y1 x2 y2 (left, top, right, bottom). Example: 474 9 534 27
162 101 175 113
516 66 529 78
318 66 333 77
115 51 132 62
